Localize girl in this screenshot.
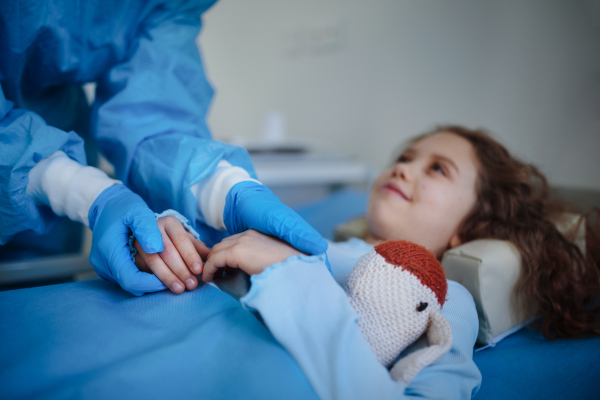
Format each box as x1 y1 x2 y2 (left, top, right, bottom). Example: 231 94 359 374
200 128 485 399
200 125 600 340
133 126 599 399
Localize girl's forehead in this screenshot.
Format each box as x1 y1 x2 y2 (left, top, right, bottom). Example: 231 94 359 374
410 132 477 163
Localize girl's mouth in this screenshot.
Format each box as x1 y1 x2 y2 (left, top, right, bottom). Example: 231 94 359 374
381 182 411 201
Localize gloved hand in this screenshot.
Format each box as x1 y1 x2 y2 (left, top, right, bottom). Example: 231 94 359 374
223 181 328 256
88 184 167 296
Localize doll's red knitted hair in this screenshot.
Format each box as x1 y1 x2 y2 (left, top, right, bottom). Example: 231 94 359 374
375 240 447 306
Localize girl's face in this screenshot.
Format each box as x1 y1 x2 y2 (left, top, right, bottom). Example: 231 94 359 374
367 132 479 257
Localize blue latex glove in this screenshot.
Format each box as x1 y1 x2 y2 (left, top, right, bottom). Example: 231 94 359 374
88 184 167 296
224 181 328 256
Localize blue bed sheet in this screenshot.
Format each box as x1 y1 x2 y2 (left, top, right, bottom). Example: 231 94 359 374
0 279 318 400
472 329 600 400
1 188 598 399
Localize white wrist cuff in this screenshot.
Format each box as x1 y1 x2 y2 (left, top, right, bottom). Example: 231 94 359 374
26 151 120 227
191 160 261 231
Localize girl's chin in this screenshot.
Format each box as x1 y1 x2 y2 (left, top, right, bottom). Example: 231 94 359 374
368 198 404 222
366 215 398 242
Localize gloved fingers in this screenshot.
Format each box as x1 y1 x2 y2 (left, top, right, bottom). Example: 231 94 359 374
202 246 241 283
264 211 328 255
94 267 113 283
129 210 164 254
157 232 199 291
224 181 328 255
164 220 205 275
117 257 168 296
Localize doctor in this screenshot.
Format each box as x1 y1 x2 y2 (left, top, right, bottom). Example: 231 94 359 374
0 0 326 295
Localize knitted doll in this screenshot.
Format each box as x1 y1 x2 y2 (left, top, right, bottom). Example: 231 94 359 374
345 240 453 384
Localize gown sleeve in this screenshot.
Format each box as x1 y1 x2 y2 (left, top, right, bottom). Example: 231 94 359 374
92 4 255 229
240 253 481 400
0 84 86 244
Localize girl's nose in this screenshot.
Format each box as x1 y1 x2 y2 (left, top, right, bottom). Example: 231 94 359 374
392 162 413 181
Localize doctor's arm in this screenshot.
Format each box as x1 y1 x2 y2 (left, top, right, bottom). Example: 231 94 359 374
0 86 167 296
93 11 326 255
0 85 88 244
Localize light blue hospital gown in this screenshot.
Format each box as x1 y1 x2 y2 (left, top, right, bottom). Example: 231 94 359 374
241 238 482 400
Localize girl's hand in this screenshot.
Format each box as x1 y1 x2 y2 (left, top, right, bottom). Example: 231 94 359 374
202 230 303 282
133 216 211 294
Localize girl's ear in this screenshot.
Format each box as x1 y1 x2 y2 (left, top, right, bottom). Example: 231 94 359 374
449 234 462 249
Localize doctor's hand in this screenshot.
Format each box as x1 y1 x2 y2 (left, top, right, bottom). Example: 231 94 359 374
88 184 168 296
202 229 303 282
224 181 328 256
133 216 210 294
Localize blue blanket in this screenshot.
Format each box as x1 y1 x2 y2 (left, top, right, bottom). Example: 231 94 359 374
1 188 599 399
0 279 318 399
473 328 600 400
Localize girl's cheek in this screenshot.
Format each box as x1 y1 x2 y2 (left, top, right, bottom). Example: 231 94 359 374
420 183 438 200
371 174 388 195
421 183 450 208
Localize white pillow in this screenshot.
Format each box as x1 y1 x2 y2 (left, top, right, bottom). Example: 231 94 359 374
442 239 523 346
441 213 585 346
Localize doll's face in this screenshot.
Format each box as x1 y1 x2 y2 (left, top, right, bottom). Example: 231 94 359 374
367 132 478 257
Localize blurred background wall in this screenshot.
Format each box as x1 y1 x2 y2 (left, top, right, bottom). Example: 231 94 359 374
198 0 600 189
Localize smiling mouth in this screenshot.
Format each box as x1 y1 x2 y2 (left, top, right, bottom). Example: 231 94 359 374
381 182 411 201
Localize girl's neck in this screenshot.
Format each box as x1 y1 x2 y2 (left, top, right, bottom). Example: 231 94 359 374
363 231 384 245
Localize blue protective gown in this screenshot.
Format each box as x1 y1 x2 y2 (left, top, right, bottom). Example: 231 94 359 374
0 0 254 245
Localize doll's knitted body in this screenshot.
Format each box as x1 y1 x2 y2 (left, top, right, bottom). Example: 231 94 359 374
345 240 453 383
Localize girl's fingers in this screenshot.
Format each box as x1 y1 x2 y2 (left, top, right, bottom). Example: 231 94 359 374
134 250 151 273
202 247 239 282
206 237 238 259
139 248 186 294
189 234 211 261
158 232 198 291
165 222 204 275
220 232 245 243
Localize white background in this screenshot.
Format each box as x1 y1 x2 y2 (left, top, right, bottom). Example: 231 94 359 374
199 0 600 189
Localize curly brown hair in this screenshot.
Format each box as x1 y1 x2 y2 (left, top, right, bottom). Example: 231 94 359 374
417 125 600 339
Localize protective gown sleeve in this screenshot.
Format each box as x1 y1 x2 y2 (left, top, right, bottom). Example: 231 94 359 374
93 9 255 230
240 255 481 400
0 84 86 245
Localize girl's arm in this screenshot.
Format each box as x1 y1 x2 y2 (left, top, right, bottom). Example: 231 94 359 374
239 254 481 400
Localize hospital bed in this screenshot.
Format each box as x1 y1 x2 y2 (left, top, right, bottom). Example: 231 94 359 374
1 189 599 399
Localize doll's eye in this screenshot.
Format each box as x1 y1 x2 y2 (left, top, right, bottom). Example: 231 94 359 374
417 302 428 312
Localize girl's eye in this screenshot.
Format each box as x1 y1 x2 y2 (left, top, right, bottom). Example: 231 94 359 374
431 162 446 176
397 155 410 163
